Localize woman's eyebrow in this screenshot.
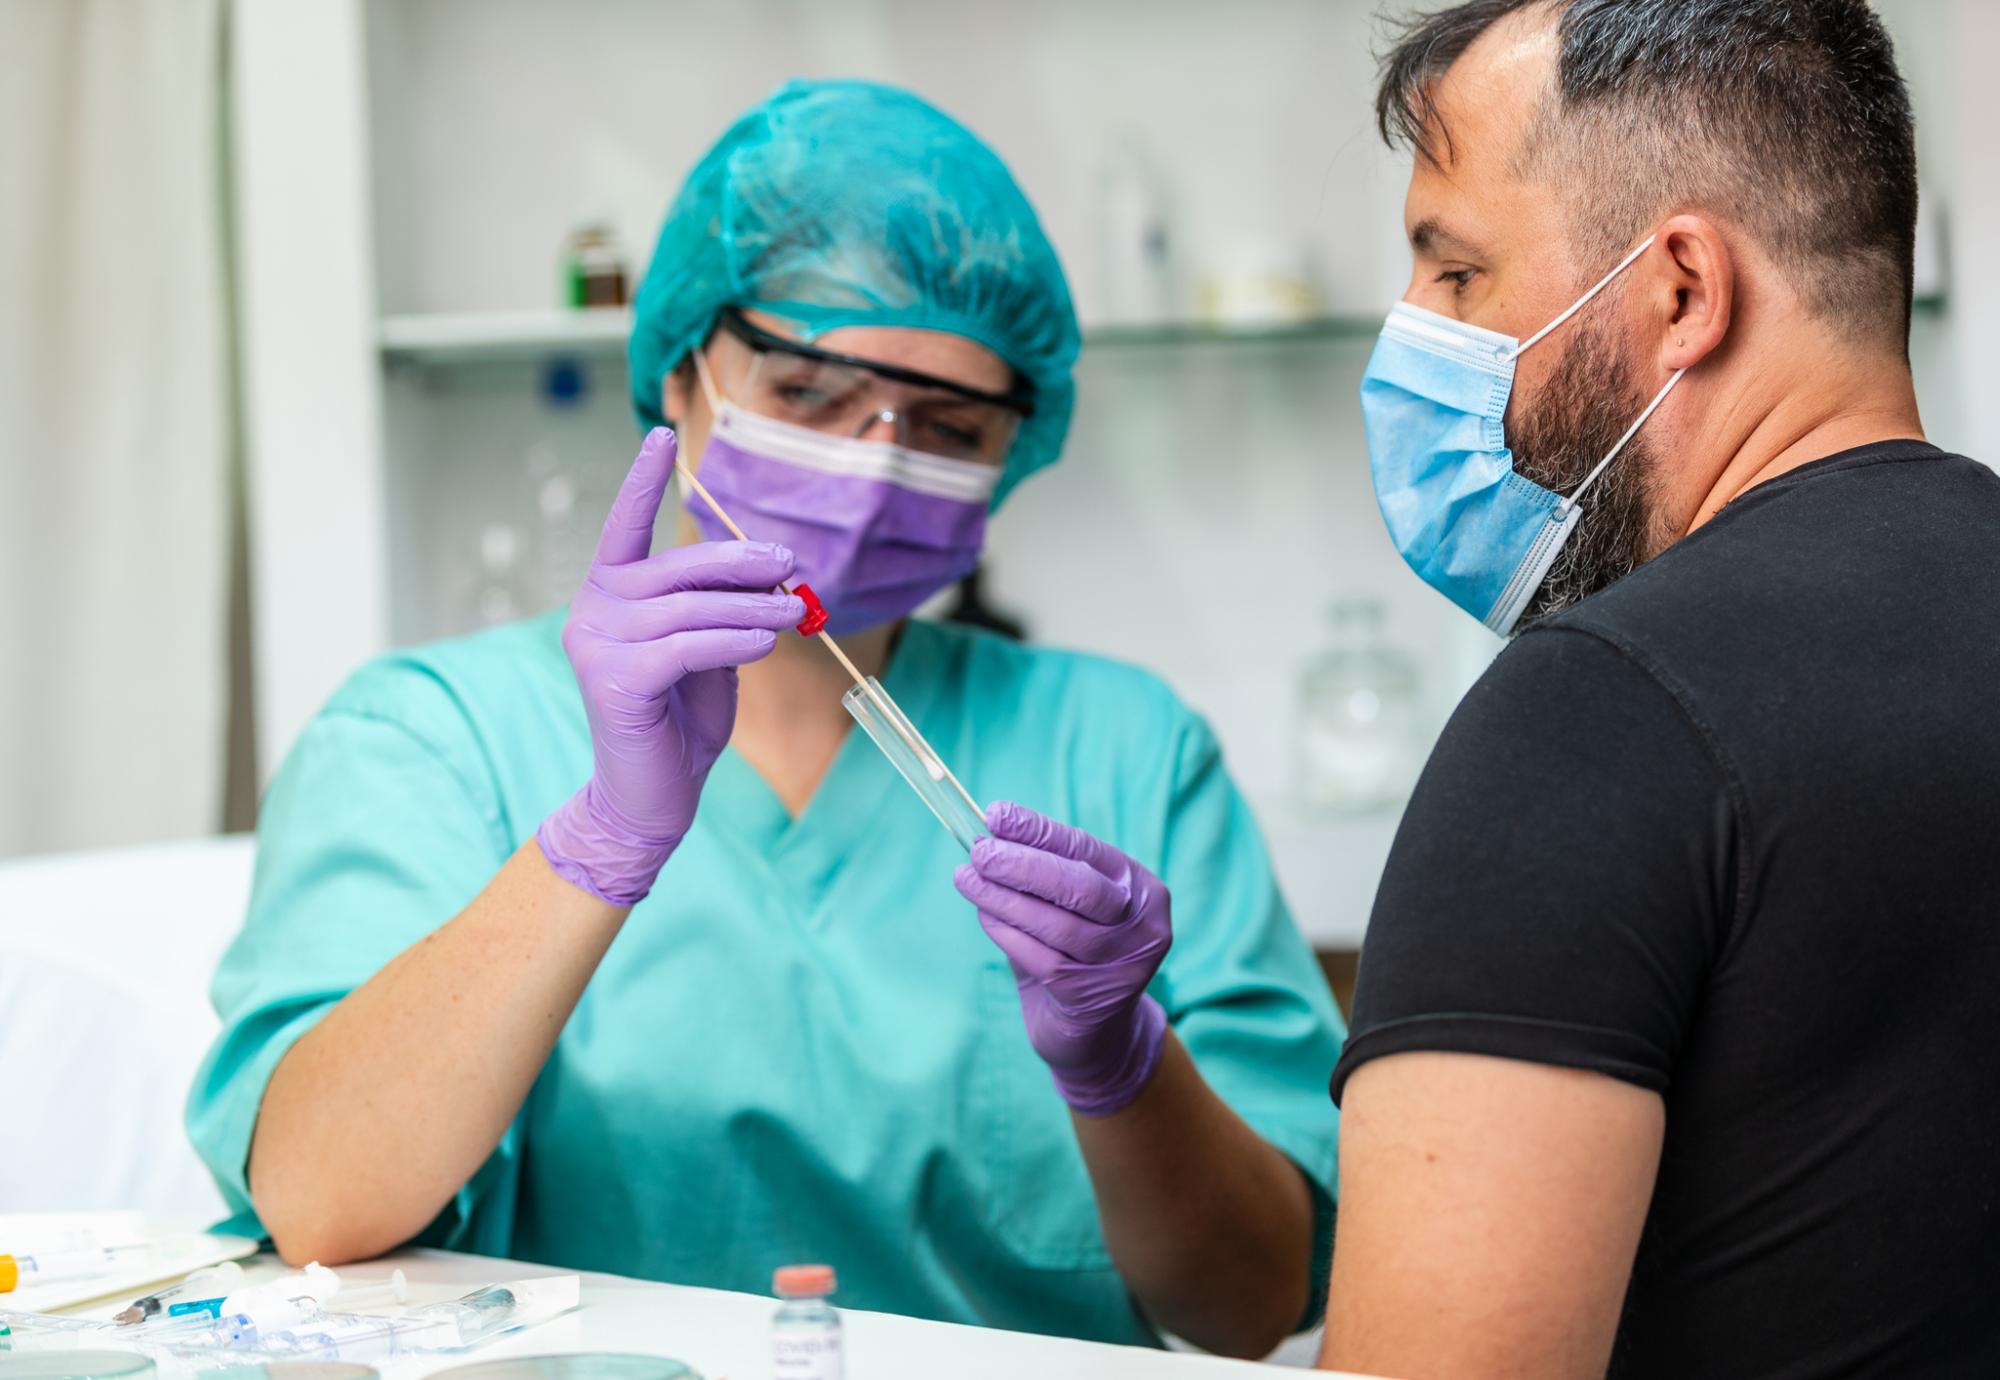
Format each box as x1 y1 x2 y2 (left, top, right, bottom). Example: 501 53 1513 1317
910 383 1000 404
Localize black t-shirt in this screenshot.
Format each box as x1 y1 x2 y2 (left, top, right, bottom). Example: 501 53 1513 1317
1332 440 2000 1378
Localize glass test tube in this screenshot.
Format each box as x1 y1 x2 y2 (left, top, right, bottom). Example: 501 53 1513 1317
843 677 988 852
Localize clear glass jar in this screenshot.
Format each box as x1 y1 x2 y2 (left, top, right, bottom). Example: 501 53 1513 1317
461 522 535 628
1296 597 1423 817
771 1265 841 1380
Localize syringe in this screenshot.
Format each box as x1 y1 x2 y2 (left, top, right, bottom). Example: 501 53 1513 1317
228 1312 456 1364
214 1270 411 1347
112 1260 246 1325
246 1276 579 1362
0 1243 164 1293
138 1264 405 1344
0 1307 105 1337
133 1260 338 1337
412 1277 581 1347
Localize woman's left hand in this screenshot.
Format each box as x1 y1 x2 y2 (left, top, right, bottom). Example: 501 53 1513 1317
954 801 1173 1116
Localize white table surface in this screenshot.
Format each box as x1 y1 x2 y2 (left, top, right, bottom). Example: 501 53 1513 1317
45 1247 1387 1380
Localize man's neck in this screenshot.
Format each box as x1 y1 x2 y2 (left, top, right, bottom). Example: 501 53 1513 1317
1680 354 1925 536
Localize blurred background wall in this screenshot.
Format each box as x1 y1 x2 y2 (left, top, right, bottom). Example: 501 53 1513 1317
0 0 233 857
1 0 1990 953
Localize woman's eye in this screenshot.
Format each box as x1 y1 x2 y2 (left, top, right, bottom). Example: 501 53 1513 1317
925 419 983 450
776 383 832 408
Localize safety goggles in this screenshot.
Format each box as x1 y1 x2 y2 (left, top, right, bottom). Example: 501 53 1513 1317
715 308 1032 465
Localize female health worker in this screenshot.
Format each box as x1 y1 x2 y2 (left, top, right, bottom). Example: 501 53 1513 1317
188 80 1343 1358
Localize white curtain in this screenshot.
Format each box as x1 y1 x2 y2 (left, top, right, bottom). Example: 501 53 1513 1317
0 0 230 858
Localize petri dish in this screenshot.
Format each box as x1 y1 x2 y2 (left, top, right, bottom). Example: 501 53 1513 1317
428 1357 701 1380
842 676 988 851
0 1352 156 1380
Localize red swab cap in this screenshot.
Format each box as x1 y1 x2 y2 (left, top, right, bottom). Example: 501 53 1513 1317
793 582 829 637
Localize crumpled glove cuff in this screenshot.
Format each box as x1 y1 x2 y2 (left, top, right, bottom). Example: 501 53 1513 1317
1050 993 1169 1117
535 780 682 907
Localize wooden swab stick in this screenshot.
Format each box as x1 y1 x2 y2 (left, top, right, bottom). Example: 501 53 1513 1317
673 459 983 816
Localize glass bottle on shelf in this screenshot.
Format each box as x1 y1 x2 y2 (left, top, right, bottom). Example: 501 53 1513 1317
1295 597 1423 817
1095 141 1176 325
461 522 536 628
562 222 628 308
527 436 594 612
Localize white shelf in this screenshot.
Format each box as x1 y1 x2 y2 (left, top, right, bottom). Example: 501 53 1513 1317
379 297 1947 368
375 307 1381 367
379 308 634 364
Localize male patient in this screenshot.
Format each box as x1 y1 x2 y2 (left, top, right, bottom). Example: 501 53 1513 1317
1322 2 2000 1377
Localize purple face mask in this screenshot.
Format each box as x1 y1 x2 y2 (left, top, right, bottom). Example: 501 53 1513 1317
683 401 1000 635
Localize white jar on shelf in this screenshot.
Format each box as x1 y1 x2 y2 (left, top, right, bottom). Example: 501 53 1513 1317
459 522 536 628
1295 597 1423 817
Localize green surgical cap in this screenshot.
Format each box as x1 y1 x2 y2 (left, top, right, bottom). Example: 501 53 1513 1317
628 78 1081 507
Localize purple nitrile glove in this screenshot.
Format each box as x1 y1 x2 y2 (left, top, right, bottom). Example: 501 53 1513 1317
537 427 804 905
954 801 1173 1117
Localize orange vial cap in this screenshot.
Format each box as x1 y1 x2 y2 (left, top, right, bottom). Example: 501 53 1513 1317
772 1264 836 1298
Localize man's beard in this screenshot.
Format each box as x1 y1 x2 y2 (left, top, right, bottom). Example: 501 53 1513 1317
1508 323 1671 630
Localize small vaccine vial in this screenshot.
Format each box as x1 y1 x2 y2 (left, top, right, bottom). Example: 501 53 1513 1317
771 1264 842 1380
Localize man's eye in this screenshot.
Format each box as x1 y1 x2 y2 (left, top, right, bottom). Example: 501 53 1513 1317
1436 268 1477 293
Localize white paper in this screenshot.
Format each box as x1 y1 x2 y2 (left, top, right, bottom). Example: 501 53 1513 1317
0 1212 259 1313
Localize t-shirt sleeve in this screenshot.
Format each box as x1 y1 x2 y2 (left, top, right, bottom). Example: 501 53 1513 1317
183 661 525 1249
1330 626 1739 1103
1149 706 1346 1317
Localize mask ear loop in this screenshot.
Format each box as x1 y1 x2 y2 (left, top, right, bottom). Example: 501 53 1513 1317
1494 231 1687 512
1506 233 1659 361
690 343 725 414
1561 366 1686 513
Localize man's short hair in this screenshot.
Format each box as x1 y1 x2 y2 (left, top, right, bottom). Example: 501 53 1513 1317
1377 0 1919 351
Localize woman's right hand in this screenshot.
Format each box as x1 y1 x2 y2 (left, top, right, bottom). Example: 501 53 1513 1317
537 427 803 904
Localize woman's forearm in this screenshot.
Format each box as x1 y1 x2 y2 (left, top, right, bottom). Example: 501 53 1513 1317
1071 1033 1315 1358
247 838 629 1263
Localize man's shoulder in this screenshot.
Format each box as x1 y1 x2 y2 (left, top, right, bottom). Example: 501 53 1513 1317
1542 441 1996 667
1516 440 2000 792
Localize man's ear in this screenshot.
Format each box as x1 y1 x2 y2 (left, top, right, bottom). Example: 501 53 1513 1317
1655 214 1733 372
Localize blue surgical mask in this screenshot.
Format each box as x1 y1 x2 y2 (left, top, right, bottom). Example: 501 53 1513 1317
1360 235 1685 634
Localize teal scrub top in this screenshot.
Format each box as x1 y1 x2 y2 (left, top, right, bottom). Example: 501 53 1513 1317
187 613 1344 1346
